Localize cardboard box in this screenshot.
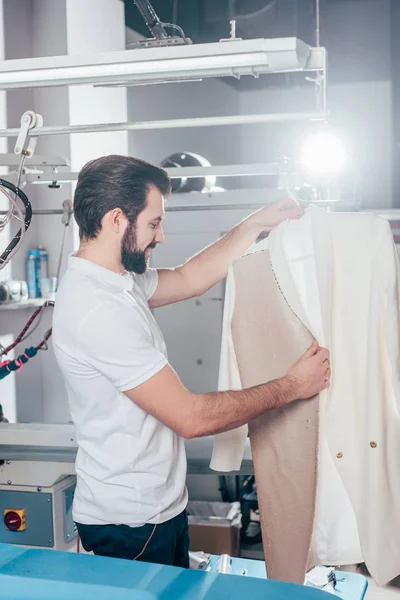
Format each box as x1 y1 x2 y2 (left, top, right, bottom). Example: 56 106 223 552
187 501 241 557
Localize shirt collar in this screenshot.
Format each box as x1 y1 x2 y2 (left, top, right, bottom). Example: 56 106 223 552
68 255 134 291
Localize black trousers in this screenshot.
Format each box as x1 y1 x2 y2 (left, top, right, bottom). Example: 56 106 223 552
76 510 189 568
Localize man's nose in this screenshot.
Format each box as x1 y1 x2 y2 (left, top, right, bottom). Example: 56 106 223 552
155 226 164 244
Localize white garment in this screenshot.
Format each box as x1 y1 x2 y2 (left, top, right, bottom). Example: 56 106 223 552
53 256 188 527
211 211 362 564
211 206 400 585
281 211 362 565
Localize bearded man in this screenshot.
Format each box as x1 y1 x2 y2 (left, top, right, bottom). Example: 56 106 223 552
52 155 330 567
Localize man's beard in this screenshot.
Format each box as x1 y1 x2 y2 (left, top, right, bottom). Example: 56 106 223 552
121 225 156 274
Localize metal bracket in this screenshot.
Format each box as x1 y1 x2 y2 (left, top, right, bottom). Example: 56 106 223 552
128 36 189 49
220 20 243 43
305 47 327 114
0 154 69 169
14 111 43 159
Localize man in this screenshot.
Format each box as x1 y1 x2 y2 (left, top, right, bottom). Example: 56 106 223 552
52 155 330 568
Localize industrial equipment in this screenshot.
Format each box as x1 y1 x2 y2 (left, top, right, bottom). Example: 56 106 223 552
0 543 368 600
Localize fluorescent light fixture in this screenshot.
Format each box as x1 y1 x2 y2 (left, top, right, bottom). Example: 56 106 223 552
0 38 325 90
300 132 347 175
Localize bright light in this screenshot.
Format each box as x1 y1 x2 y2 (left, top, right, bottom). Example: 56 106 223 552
300 132 347 175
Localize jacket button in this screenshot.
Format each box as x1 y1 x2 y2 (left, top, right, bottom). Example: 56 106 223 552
336 452 343 459
370 441 377 448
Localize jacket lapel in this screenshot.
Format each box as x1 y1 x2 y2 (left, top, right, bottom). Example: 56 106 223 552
268 205 333 348
268 211 314 335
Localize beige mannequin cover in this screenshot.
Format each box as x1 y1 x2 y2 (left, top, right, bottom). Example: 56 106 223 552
232 249 318 584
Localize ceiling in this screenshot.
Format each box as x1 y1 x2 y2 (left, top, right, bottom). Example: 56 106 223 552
124 0 320 46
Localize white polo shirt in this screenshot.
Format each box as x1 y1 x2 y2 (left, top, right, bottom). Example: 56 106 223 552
52 256 188 526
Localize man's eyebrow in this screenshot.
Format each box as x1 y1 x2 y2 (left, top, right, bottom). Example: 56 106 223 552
151 216 164 223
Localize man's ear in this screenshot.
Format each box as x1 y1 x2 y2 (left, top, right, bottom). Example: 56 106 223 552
106 208 126 234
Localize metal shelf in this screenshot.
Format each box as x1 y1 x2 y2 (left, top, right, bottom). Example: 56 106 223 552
0 299 47 310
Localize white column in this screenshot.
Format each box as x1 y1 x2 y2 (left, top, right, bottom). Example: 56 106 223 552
66 0 128 249
37 0 128 423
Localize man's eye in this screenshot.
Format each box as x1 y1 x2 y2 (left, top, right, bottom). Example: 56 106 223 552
150 223 157 229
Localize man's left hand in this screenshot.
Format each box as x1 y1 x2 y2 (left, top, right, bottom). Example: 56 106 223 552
248 198 305 232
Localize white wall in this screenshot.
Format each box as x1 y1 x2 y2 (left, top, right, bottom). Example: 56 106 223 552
321 0 391 83
127 78 241 186
67 0 128 172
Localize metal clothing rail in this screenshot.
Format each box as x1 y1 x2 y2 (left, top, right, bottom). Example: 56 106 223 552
3 163 289 187
0 205 268 215
0 111 327 139
0 199 356 217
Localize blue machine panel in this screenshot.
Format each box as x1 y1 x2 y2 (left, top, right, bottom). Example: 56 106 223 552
0 490 54 548
62 484 77 544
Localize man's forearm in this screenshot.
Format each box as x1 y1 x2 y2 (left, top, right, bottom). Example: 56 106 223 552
125 344 328 439
187 375 296 438
177 198 304 298
178 217 261 297
150 199 304 308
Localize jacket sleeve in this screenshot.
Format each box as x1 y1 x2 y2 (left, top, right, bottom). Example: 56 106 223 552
210 265 249 472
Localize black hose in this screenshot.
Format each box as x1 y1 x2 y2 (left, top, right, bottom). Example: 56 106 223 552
0 179 32 266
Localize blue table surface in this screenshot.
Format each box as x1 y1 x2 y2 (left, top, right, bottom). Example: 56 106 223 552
0 543 368 600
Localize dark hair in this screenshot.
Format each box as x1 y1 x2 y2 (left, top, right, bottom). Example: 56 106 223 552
73 155 171 240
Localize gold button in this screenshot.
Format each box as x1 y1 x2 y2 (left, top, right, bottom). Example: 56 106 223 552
370 441 377 448
336 452 343 459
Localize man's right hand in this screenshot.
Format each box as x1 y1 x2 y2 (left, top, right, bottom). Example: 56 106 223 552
287 340 330 400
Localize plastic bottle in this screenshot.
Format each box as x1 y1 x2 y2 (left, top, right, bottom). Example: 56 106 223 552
38 247 49 281
38 246 49 298
26 249 40 298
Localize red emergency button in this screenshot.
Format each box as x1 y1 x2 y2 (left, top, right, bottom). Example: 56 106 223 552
4 509 26 531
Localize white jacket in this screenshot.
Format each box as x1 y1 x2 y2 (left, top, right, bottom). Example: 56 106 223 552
210 206 400 585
